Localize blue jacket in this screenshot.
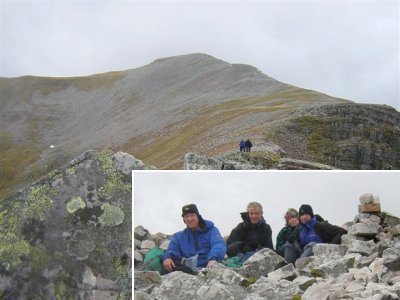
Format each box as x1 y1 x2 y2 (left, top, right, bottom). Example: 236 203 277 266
299 216 323 247
162 220 227 268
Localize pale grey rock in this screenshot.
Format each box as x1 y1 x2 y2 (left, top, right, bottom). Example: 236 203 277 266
346 281 365 293
140 240 156 250
198 264 246 286
184 153 230 170
267 263 297 281
354 213 381 224
313 244 348 256
134 250 144 263
150 271 201 299
359 193 374 204
301 283 335 300
135 225 150 241
112 151 151 174
134 239 141 249
292 276 317 291
389 224 400 236
238 248 284 278
382 246 400 271
277 158 335 170
197 282 247 300
347 222 381 238
347 239 379 256
295 256 314 270
319 260 349 278
249 277 302 299
134 271 162 294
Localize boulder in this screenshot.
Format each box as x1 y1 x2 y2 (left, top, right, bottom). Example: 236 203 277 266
150 271 202 299
301 283 335 300
267 263 298 281
382 247 400 271
237 248 284 278
347 222 381 238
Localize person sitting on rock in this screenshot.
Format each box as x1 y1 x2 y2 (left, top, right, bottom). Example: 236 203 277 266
244 139 252 152
285 204 347 260
162 204 226 275
275 208 302 263
226 202 273 258
239 140 245 152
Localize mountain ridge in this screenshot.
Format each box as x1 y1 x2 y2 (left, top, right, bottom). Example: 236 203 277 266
2 53 397 199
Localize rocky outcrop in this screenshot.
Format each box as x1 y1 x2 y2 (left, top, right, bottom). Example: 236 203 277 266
135 193 400 299
184 149 336 170
264 103 400 170
0 150 150 299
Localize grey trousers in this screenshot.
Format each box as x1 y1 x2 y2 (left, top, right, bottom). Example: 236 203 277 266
284 241 316 264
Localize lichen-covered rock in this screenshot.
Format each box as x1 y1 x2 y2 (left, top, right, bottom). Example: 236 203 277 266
0 150 139 299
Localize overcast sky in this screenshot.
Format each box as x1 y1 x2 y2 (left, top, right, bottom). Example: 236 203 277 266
134 171 400 246
0 0 398 110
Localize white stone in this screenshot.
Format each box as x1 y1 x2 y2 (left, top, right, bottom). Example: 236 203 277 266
302 283 335 300
140 240 156 250
359 193 374 204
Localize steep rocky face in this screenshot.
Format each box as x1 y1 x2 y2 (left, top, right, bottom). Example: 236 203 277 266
263 103 400 169
134 194 400 299
0 150 150 299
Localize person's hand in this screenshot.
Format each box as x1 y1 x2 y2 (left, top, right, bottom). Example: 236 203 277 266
163 258 175 272
207 260 216 268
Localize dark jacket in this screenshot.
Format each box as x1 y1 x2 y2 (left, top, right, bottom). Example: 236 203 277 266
276 224 302 255
162 219 226 268
227 212 273 252
299 216 347 247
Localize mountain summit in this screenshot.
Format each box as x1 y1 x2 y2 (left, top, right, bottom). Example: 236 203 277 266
1 53 399 198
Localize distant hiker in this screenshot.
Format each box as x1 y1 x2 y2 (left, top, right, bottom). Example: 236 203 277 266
226 202 273 258
239 140 245 152
276 208 302 263
285 204 347 261
245 139 252 152
162 204 226 275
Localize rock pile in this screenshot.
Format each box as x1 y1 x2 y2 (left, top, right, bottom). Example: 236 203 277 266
134 193 400 299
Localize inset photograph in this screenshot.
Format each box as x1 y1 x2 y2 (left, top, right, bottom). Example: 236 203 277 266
134 171 400 299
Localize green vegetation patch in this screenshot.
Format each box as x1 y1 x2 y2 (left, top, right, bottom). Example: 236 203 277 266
99 203 124 226
24 184 58 221
95 150 131 197
66 196 86 214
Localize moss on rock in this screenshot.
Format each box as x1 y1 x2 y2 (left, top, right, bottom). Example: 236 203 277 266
24 184 58 221
66 196 86 214
99 203 124 226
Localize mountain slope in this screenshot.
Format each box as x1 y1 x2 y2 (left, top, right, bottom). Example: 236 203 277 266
0 53 373 199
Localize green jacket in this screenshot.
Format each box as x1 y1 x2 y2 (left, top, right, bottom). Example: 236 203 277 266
276 224 302 256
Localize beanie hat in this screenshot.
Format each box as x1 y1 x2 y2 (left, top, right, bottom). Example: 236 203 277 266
299 204 314 218
182 204 200 217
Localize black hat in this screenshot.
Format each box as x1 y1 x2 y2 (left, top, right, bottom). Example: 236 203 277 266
299 204 314 218
182 204 200 217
